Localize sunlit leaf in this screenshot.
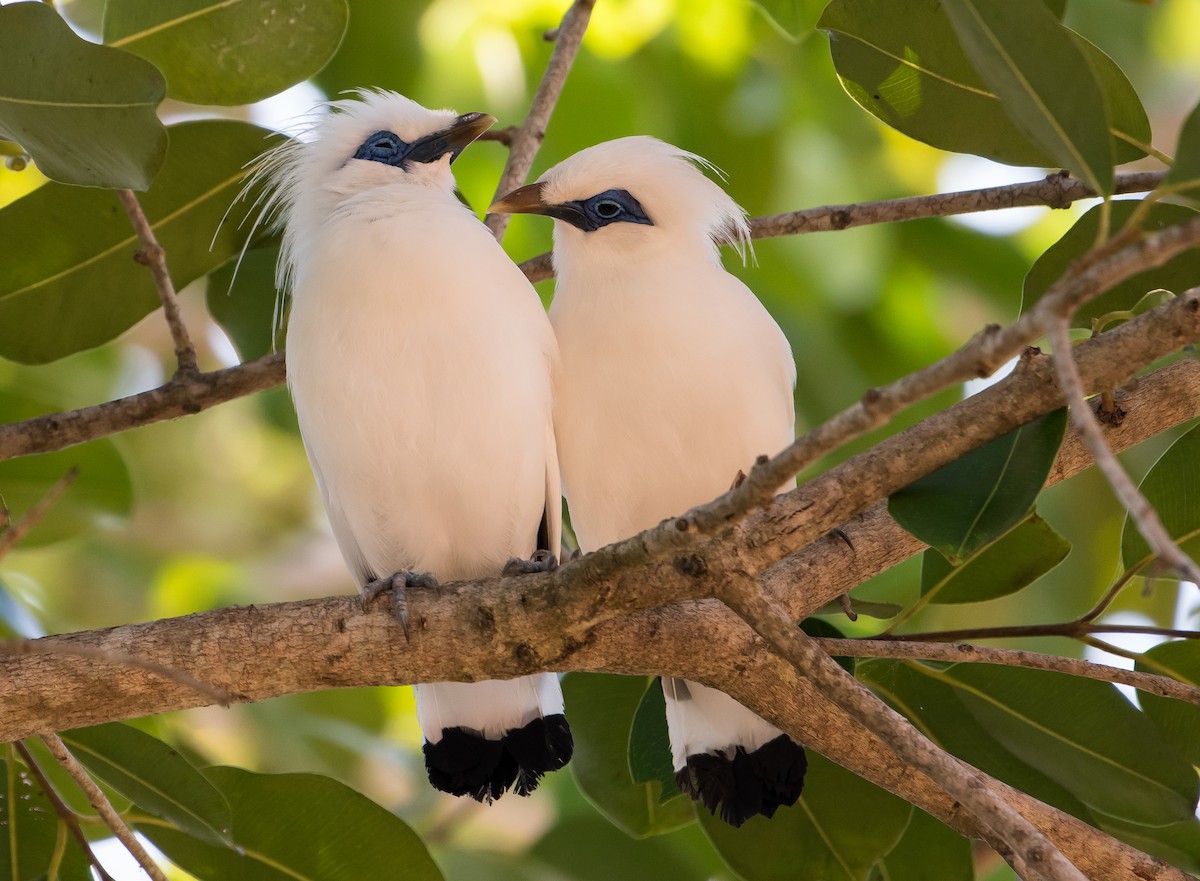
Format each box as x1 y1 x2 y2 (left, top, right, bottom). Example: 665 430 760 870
0 2 166 190
0 753 92 881
628 679 681 802
919 513 1071 604
0 120 276 364
941 0 1113 193
876 808 973 881
1135 640 1200 766
1023 202 1200 328
206 240 284 363
818 0 1146 169
103 0 348 106
698 752 910 881
1121 422 1200 576
62 723 232 846
0 391 132 547
945 664 1198 826
141 767 442 881
889 409 1067 563
563 673 694 838
812 599 902 619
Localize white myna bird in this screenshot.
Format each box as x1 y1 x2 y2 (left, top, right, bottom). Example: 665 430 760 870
491 136 805 826
255 90 572 801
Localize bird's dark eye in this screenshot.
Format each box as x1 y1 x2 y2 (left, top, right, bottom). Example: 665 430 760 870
594 199 623 219
353 130 408 165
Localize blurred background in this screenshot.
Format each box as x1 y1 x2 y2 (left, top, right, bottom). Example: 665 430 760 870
1 0 1198 877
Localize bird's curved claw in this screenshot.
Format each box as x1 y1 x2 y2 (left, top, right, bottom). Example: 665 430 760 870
361 570 440 640
502 549 559 576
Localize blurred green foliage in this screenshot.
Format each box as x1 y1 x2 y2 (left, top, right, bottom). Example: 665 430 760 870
1 0 1200 879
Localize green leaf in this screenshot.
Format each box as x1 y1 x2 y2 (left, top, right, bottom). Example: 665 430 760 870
940 0 1114 194
813 599 902 619
140 767 442 881
562 673 694 838
943 664 1198 826
1135 641 1200 766
0 391 132 547
628 680 681 802
1121 422 1200 575
206 240 284 362
698 752 911 881
1096 813 1200 874
920 514 1071 604
817 0 1146 169
889 409 1067 563
60 723 232 846
0 119 276 364
877 808 974 881
0 2 166 190
103 0 349 106
532 815 724 881
1023 202 1200 328
1 753 92 881
1165 98 1200 198
861 659 1097 822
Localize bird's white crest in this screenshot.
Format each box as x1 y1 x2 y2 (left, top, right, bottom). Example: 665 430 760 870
536 135 752 264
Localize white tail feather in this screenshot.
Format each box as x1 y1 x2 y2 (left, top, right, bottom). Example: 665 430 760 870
415 674 565 744
663 678 786 770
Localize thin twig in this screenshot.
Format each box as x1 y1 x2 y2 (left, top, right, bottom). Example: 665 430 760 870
889 622 1200 643
1046 316 1200 583
0 468 76 560
816 638 1200 705
39 733 169 881
12 741 118 881
484 0 596 239
115 189 199 377
2 639 231 705
716 577 1087 881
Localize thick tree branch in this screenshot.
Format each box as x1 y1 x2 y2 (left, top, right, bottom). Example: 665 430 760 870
115 189 198 378
0 173 1171 461
484 0 595 239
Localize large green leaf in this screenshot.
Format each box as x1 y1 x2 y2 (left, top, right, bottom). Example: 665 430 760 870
0 119 276 364
874 808 973 881
61 723 232 846
206 240 284 363
628 679 681 802
817 0 1147 169
943 664 1198 826
1096 813 1200 875
562 673 694 838
0 391 132 547
1135 641 1200 766
940 0 1113 194
1121 422 1200 575
532 815 725 881
889 409 1067 563
861 659 1097 822
1165 98 1200 199
0 2 166 190
1023 202 1200 328
0 752 92 881
919 513 1071 604
103 0 349 106
698 751 911 881
141 767 442 881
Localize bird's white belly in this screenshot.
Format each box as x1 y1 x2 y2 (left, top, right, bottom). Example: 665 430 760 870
287 233 551 583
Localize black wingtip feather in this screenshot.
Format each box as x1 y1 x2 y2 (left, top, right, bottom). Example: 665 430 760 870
676 734 807 827
423 714 573 802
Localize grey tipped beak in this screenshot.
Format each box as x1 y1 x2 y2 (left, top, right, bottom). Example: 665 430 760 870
406 112 497 165
489 182 550 216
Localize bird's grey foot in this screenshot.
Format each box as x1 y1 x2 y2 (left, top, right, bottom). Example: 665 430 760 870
361 570 440 640
502 549 559 576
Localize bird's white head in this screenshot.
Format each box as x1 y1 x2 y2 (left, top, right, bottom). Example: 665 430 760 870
489 136 750 267
247 89 495 291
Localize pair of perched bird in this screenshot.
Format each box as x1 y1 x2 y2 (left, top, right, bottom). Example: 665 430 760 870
259 90 805 827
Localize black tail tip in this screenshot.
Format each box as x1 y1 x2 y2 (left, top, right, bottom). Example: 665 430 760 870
423 714 573 803
676 734 807 827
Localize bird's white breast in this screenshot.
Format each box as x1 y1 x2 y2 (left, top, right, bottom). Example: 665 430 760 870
286 196 557 583
551 254 795 551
